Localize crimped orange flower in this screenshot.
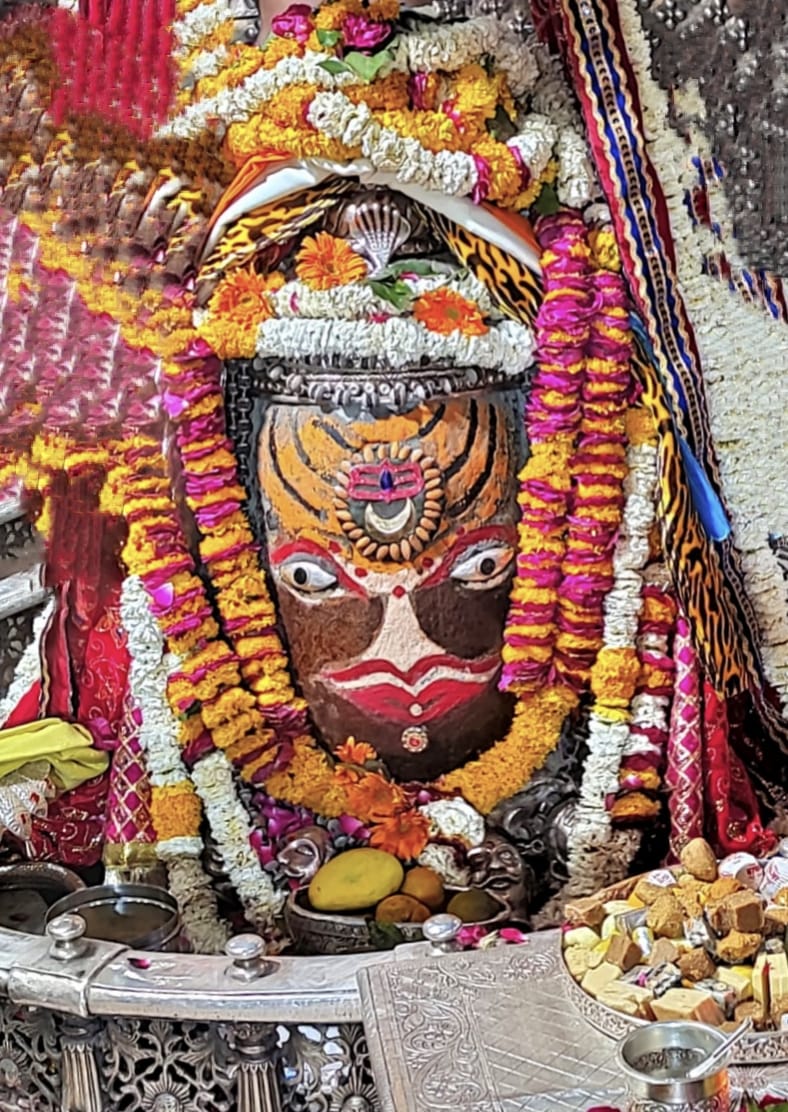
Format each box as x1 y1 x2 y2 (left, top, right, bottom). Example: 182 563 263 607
369 811 430 859
208 268 284 328
336 738 378 765
295 232 368 289
413 288 488 336
345 771 405 822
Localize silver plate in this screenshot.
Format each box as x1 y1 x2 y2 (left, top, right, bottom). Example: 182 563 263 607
559 949 788 1065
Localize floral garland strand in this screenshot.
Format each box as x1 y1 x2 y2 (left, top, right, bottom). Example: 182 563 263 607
610 569 677 823
535 409 657 918
551 268 633 691
102 439 286 928
501 211 593 693
120 576 229 954
163 348 315 773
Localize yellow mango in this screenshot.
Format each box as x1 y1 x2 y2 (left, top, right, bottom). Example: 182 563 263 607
309 848 404 913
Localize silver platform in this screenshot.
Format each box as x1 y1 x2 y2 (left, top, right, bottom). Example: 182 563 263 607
358 930 788 1112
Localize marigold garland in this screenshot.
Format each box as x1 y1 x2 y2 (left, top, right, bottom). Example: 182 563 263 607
501 211 593 692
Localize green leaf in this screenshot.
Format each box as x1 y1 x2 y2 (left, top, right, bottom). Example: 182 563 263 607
318 58 351 75
316 28 341 46
532 182 560 216
381 259 439 279
367 920 406 951
368 279 413 312
343 49 393 83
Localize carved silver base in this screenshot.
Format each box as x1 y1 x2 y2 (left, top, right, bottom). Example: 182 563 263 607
0 1004 380 1112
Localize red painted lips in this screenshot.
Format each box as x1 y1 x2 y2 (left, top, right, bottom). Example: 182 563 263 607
320 653 501 726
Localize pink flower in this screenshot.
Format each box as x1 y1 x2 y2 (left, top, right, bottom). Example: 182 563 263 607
408 72 430 110
271 3 314 43
472 153 492 204
498 927 528 944
457 924 488 948
342 13 391 49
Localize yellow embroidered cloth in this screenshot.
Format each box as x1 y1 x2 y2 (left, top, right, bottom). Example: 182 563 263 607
0 719 109 793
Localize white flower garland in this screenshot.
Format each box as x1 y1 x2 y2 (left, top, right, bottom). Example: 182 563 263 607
388 16 539 97
186 44 229 82
555 127 597 211
535 430 658 924
307 91 477 196
191 750 284 930
0 597 54 729
121 577 229 955
172 0 229 50
267 270 500 322
256 314 534 373
158 49 359 140
508 114 558 184
616 0 788 705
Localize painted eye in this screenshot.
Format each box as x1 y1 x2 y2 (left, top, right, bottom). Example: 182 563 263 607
450 545 514 591
278 559 338 595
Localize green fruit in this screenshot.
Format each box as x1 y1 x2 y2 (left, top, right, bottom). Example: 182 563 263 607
446 889 499 924
309 848 405 913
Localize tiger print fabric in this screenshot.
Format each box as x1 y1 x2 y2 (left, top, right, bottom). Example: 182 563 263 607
198 178 354 283
428 211 544 327
633 342 788 767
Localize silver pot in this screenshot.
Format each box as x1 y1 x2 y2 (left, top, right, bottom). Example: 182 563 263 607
0 862 86 935
284 887 509 956
46 884 182 952
618 1022 731 1112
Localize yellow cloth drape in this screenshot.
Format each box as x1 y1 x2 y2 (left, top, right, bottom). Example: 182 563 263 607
0 719 109 792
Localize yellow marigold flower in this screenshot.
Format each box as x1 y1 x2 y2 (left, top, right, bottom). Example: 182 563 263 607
200 269 283 358
589 227 621 272
413 288 488 336
266 84 318 129
367 0 399 18
314 0 361 31
295 231 368 289
262 35 304 68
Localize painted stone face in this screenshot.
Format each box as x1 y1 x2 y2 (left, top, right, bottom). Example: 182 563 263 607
257 393 526 781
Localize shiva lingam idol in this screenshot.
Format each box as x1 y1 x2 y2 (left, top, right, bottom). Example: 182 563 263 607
4 0 785 965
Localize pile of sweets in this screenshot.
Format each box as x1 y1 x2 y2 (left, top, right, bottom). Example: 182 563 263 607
562 837 788 1031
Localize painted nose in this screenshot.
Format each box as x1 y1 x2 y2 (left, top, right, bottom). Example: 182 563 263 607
362 589 442 674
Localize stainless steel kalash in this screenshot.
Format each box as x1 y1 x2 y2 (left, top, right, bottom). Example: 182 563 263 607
618 1022 732 1112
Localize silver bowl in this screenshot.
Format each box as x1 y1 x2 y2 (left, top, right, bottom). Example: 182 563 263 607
618 1021 731 1112
0 862 86 935
46 884 182 952
284 887 509 956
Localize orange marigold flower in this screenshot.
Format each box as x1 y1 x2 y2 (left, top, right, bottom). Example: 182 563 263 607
295 232 368 290
345 771 405 822
336 738 378 765
208 268 283 328
369 811 430 859
413 288 488 336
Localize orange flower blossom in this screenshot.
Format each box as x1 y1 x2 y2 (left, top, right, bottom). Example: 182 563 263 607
369 811 431 859
413 288 488 336
295 232 368 290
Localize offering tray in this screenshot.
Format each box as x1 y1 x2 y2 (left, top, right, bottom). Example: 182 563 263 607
557 871 788 1066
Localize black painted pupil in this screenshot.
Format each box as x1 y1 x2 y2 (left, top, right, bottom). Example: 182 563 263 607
480 557 496 576
293 567 308 586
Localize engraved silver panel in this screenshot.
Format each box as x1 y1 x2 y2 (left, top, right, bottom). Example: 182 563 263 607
359 931 788 1112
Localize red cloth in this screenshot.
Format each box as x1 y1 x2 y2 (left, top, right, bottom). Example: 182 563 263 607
702 680 776 857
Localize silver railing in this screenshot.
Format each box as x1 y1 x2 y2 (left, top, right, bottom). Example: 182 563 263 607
0 912 424 1110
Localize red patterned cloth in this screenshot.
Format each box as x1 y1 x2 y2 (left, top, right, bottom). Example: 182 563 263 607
665 614 704 860
702 680 776 858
